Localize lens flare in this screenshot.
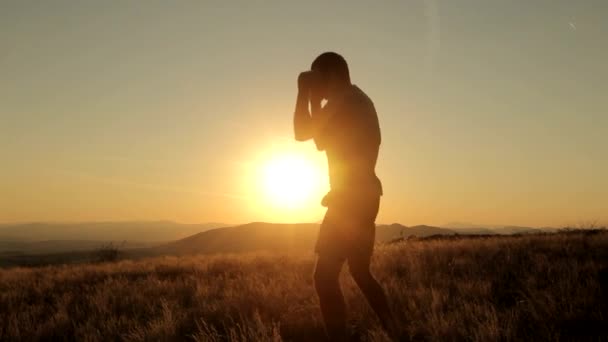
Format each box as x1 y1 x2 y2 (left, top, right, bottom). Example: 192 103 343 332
261 154 324 209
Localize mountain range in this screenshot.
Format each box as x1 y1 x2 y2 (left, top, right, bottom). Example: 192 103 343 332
0 221 555 257
0 221 228 243
148 222 548 257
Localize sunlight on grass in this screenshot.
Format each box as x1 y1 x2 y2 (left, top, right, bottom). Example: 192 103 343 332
0 231 606 341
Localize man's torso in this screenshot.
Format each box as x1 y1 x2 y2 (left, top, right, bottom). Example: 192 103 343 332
315 85 382 199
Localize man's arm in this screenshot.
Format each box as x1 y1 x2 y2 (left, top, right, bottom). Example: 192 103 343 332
293 71 326 143
293 86 313 141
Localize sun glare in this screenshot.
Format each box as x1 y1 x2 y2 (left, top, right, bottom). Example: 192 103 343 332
261 154 324 209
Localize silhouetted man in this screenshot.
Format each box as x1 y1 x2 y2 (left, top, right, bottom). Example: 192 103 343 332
294 52 393 340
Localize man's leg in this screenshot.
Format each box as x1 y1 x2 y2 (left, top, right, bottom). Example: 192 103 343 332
314 254 347 341
348 253 393 332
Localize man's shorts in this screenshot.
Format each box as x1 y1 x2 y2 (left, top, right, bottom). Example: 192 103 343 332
315 192 381 260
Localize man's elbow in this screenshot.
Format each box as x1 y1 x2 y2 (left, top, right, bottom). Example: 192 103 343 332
294 131 311 142
293 124 313 141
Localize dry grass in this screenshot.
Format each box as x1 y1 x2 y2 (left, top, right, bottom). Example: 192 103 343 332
1 230 607 341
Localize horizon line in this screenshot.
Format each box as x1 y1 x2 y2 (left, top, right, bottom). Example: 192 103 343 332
1 219 600 230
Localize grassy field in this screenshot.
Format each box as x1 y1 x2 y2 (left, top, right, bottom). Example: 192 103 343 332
1 230 607 341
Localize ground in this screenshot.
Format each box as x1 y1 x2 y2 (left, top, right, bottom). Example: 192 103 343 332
1 230 607 341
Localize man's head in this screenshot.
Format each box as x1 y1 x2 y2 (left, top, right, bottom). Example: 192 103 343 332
310 52 351 100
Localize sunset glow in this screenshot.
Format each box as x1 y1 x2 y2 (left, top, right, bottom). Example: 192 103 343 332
261 154 325 210
1 2 606 227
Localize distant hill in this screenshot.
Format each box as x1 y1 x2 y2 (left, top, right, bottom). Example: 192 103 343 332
450 228 498 235
0 240 154 255
0 221 228 244
443 222 555 235
152 222 318 256
152 222 459 256
443 222 495 230
0 220 559 258
492 226 541 235
376 224 457 241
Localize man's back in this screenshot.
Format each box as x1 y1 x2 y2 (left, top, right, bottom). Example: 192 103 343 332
314 85 382 197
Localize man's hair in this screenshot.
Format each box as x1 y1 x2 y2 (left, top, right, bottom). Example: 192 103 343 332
311 52 350 84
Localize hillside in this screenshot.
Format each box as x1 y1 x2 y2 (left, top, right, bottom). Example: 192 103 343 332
152 222 319 256
0 221 227 245
152 223 458 256
376 224 457 241
0 221 560 263
0 239 152 255
493 226 542 235
442 222 545 235
0 230 605 341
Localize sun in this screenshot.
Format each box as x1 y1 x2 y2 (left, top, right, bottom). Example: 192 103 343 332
261 154 324 209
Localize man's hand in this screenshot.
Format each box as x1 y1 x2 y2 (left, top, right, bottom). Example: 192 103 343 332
298 70 319 92
299 71 323 115
294 70 325 143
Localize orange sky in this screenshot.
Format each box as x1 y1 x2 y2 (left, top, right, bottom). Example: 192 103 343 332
1 1 607 227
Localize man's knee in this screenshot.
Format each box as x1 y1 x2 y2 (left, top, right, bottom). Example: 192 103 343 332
314 266 338 293
348 259 373 285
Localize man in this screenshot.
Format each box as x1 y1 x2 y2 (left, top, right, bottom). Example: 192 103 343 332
294 52 393 340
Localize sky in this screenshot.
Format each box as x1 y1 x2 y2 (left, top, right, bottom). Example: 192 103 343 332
1 1 607 227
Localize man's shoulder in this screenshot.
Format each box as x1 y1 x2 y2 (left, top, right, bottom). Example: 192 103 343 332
339 85 372 112
348 84 371 101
